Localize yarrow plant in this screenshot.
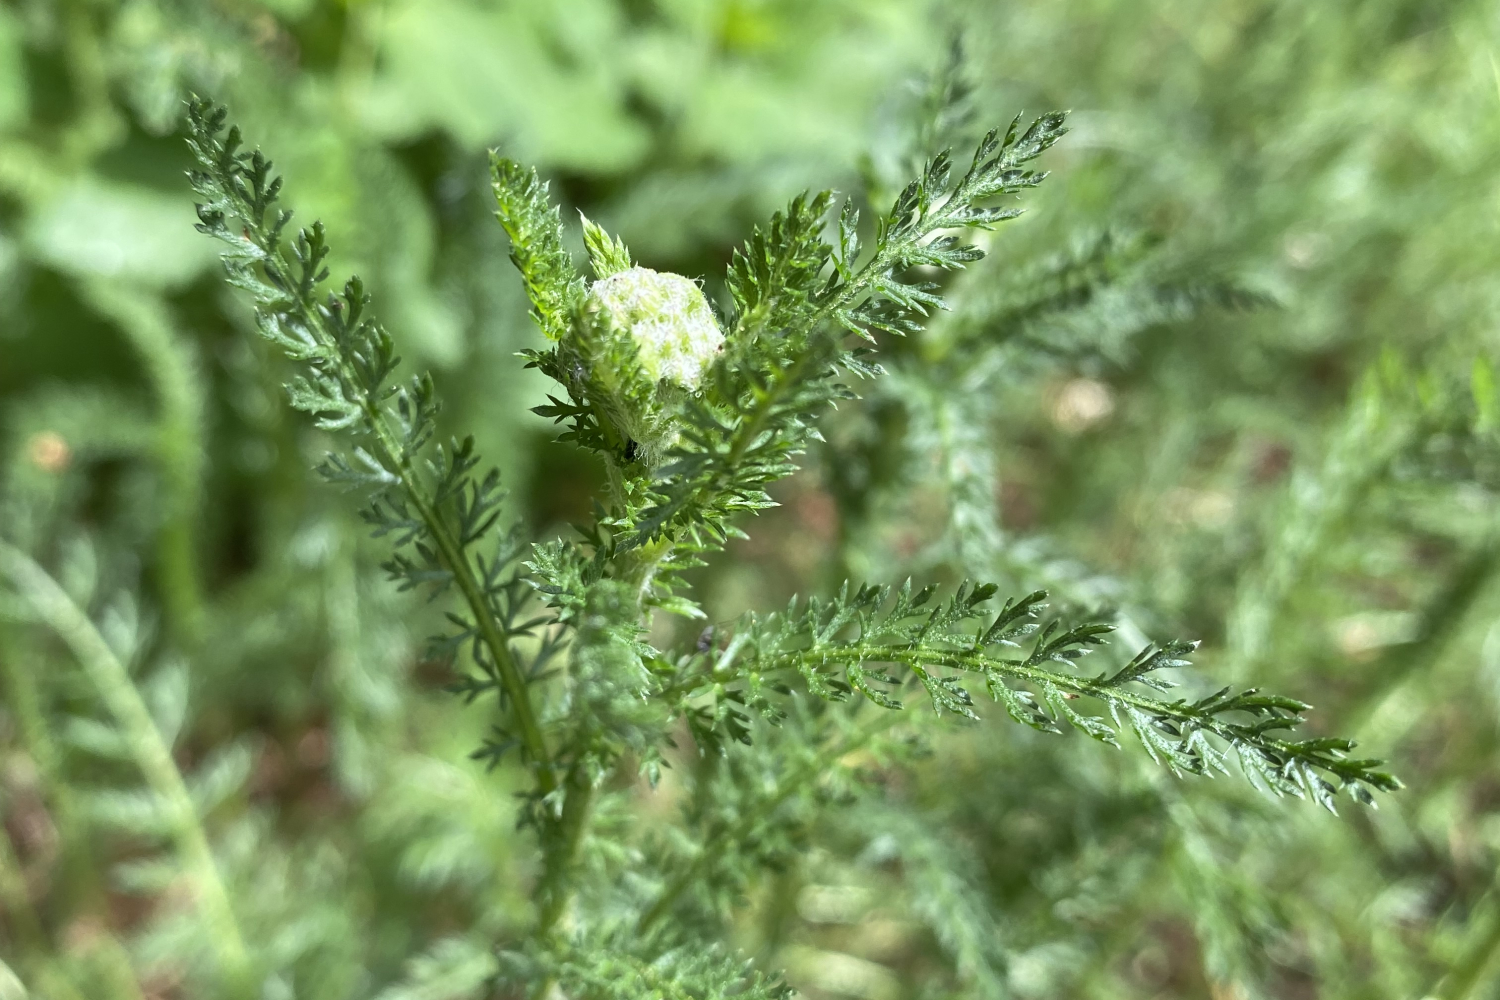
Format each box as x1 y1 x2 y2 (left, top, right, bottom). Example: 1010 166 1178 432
180 94 1399 998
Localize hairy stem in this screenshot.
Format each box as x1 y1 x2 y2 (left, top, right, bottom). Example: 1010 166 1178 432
0 541 253 997
1351 541 1500 741
534 764 596 936
531 546 672 991
59 0 123 163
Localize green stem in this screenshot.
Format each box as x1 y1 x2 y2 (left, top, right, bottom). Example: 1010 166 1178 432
534 764 596 936
1436 883 1500 999
365 413 557 795
324 536 382 797
90 937 149 1000
0 541 254 998
232 201 558 796
661 639 1370 789
78 281 208 644
59 0 123 164
753 864 802 968
1225 381 1413 684
1350 541 1500 740
0 626 113 991
529 546 674 1000
0 820 48 973
1 626 107 899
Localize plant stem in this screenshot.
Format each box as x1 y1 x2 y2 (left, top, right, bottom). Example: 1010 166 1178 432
534 764 596 935
0 541 254 998
0 819 48 973
0 626 115 991
59 0 123 164
660 639 1371 790
1435 882 1500 999
365 413 558 795
232 202 559 796
78 281 208 644
524 746 596 1000
1350 541 1500 740
529 548 674 999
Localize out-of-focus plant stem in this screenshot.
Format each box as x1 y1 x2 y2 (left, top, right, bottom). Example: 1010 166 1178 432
1435 878 1500 999
0 541 251 998
77 282 209 644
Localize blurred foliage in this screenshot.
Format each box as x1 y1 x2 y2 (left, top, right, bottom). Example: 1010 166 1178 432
1 1 1499 998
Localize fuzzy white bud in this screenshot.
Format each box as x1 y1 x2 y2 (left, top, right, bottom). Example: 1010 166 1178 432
587 266 723 389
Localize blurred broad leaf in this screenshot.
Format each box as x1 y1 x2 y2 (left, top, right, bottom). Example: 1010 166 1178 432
364 0 650 170
24 179 219 288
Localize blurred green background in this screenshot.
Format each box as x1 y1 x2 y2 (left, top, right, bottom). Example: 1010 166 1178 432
4 0 1500 997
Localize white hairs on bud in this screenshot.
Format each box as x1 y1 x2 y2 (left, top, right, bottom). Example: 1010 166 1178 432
589 266 724 388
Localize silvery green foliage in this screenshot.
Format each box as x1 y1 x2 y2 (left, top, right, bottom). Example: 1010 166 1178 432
8 4 1500 998
182 90 1394 999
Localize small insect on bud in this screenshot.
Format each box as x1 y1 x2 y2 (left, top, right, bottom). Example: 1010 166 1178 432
587 266 724 389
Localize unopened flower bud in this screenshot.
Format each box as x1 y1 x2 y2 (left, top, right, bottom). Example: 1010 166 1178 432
587 266 723 389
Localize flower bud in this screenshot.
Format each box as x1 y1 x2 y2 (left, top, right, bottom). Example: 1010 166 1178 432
587 266 723 389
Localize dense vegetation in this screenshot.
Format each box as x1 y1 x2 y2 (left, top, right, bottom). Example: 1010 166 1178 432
2 2 1498 998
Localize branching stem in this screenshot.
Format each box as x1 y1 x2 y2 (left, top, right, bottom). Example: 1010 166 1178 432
369 416 556 793
186 105 558 794
662 636 1384 797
